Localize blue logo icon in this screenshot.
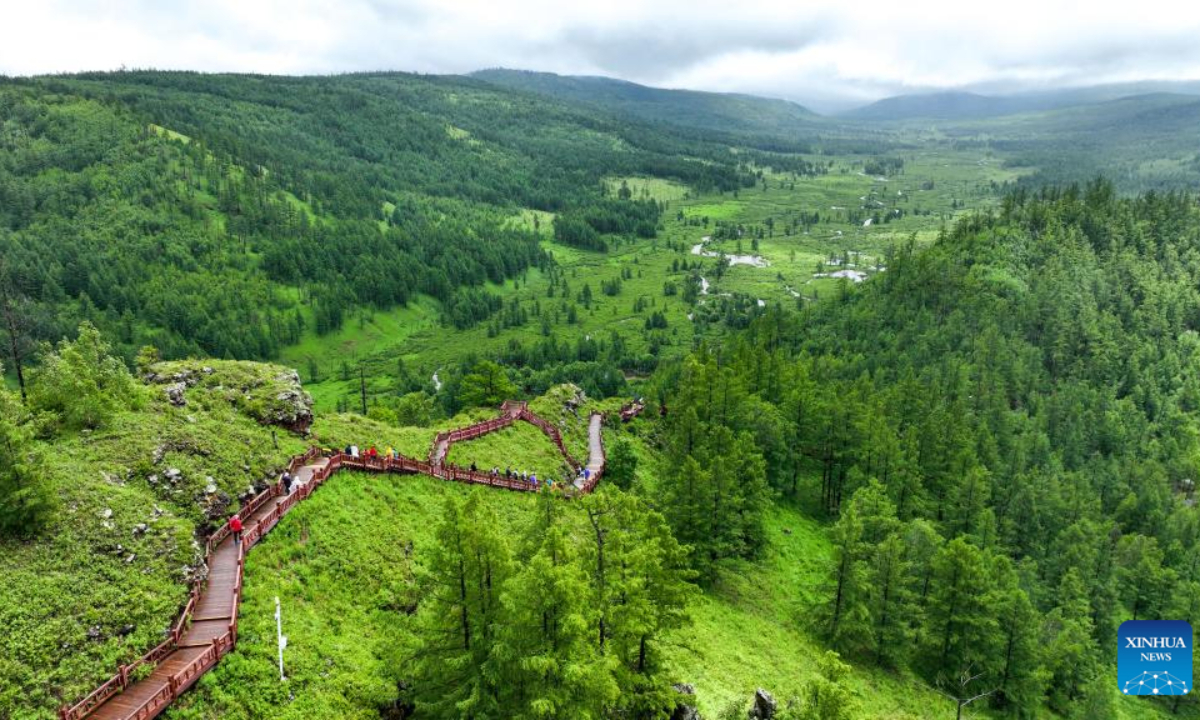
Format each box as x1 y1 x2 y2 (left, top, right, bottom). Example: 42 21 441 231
1119 620 1192 696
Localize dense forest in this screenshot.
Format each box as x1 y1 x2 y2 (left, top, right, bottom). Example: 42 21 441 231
0 71 761 372
649 181 1200 716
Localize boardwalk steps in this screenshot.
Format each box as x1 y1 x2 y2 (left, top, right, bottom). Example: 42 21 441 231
61 404 607 720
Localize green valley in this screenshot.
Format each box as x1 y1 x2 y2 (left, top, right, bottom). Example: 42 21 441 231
3 56 1200 720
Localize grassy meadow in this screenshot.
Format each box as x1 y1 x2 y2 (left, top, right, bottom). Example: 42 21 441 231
285 145 1027 414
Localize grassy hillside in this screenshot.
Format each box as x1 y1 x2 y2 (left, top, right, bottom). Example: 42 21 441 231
0 360 308 719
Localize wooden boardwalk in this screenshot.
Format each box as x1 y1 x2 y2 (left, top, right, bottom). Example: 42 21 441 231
63 403 609 720
81 456 329 720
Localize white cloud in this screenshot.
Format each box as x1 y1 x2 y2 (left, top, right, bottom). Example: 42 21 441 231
4 0 1200 110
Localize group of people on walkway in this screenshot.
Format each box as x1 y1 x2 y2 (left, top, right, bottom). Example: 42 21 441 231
229 467 301 545
342 444 399 460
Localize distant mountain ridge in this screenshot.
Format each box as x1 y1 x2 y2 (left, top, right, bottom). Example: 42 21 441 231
468 68 824 144
842 81 1200 121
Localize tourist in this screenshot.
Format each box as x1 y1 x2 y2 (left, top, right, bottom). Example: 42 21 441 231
282 471 294 494
230 515 243 545
471 461 478 473
368 445 378 458
350 444 359 458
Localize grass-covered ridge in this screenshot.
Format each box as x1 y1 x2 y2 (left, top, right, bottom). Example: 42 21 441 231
0 359 308 718
162 473 538 720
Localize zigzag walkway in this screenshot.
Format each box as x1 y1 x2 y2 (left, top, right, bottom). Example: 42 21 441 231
61 402 612 720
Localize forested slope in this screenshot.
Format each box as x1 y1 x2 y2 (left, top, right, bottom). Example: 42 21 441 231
470 68 824 149
0 71 751 369
653 180 1200 716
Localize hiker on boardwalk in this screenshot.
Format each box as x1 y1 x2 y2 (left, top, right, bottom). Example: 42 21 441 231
471 461 478 473
368 445 378 458
505 466 512 479
281 471 294 494
350 444 360 458
230 515 243 545
386 446 395 460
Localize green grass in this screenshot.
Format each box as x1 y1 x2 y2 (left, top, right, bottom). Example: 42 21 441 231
308 413 438 459
163 474 537 720
446 421 572 480
505 208 555 236
279 297 442 379
0 362 309 720
283 145 1028 419
604 176 691 205
671 502 945 719
149 123 192 143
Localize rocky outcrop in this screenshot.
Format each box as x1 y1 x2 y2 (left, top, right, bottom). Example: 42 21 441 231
164 382 188 406
749 689 776 720
268 370 314 433
144 360 314 433
671 683 702 720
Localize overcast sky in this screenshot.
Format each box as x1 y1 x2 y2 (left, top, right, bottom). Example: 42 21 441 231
4 0 1200 112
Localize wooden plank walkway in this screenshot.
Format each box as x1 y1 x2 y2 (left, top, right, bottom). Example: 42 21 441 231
84 459 329 720
66 401 609 720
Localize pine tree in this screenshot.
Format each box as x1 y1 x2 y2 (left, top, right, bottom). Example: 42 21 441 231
0 371 53 537
411 495 513 718
989 558 1044 714
868 533 911 667
580 490 694 717
604 438 638 490
1043 569 1099 712
918 538 998 685
28 322 142 431
492 520 618 718
824 493 871 653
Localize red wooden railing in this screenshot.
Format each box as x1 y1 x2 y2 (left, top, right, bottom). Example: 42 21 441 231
61 402 609 720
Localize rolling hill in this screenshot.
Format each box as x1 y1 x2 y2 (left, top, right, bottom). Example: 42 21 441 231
842 81 1200 121
469 68 826 149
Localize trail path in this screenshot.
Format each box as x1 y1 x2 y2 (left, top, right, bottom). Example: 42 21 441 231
64 402 611 720
82 458 329 720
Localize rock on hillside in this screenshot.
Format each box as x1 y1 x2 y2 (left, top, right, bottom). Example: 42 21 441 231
144 360 314 433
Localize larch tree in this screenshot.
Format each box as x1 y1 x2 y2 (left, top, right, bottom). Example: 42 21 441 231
410 495 513 719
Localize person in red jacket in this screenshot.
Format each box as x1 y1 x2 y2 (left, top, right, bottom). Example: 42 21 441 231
230 515 243 545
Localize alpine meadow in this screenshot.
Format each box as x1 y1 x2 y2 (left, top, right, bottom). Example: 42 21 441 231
4 5 1200 720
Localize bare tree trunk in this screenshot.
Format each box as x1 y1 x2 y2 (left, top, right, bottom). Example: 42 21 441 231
0 286 27 403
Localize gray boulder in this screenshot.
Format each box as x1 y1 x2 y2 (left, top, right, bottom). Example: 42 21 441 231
164 382 188 406
671 683 702 720
749 688 776 720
